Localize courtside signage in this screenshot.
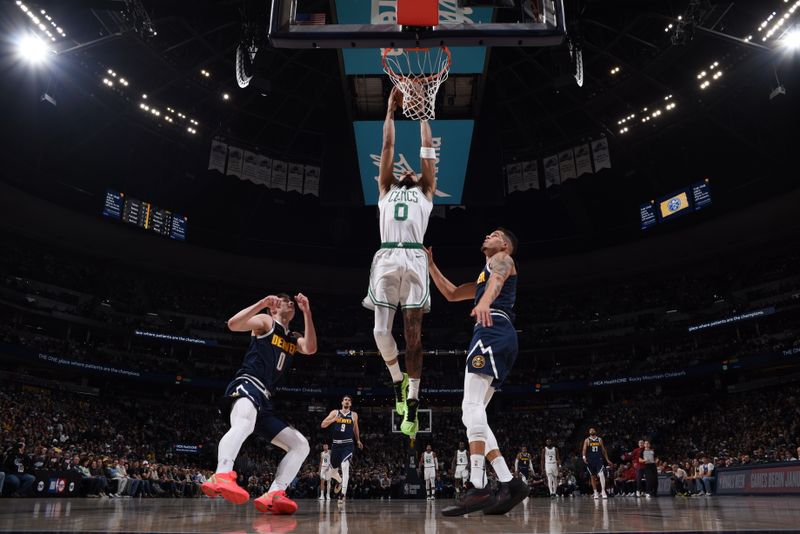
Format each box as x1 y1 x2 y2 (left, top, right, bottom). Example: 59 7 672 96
353 120 474 205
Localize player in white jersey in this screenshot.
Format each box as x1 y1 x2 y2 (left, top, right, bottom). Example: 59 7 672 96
364 87 436 438
541 439 561 498
452 441 470 496
318 444 332 500
419 444 438 500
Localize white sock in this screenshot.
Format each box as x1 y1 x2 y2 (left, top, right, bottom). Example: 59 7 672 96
267 428 310 493
598 470 607 493
470 454 486 488
328 466 342 483
386 361 403 383
216 399 256 473
408 378 420 400
490 456 513 483
341 461 350 495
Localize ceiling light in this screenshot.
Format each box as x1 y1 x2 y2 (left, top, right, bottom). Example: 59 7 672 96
783 29 800 49
16 34 49 64
222 93 230 100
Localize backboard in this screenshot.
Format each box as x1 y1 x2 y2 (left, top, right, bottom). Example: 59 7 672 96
269 0 567 49
391 408 432 433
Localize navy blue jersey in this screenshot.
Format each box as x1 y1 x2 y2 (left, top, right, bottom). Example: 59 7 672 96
235 320 298 394
475 262 517 321
587 436 603 461
331 410 355 444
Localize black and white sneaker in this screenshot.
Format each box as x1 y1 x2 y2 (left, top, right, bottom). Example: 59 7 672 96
441 483 496 517
483 479 529 515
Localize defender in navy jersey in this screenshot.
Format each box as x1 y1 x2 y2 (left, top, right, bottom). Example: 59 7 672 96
582 428 613 499
201 293 317 516
427 229 528 517
321 395 363 503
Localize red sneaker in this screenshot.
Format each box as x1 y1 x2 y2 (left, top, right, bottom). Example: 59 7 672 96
254 490 298 515
201 471 249 505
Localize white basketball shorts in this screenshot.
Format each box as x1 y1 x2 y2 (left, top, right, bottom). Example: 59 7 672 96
363 248 430 312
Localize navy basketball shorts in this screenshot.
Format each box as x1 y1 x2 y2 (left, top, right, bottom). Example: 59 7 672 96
223 377 288 442
586 459 605 476
465 313 519 388
330 444 354 468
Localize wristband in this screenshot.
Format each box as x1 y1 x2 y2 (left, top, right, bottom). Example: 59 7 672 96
420 147 436 159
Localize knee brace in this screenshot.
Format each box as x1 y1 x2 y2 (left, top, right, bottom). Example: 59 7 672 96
462 400 488 443
485 427 499 453
374 330 399 362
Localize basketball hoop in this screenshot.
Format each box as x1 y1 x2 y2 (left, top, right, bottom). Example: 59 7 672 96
382 47 452 121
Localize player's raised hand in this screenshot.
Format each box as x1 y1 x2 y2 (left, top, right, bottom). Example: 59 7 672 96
388 86 402 113
294 293 311 313
471 302 493 327
260 295 281 311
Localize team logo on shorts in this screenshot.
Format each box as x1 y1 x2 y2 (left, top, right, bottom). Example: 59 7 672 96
472 355 486 369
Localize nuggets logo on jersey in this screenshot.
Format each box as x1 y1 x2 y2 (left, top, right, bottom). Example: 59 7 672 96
271 334 297 355
471 355 485 369
476 271 486 284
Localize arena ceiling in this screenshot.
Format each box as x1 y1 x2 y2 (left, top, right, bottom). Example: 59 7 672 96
1 0 799 264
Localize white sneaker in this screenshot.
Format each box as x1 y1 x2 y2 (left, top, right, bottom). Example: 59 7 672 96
706 492 712 496
593 492 599 499
326 495 330 500
318 495 324 500
602 493 608 499
636 491 641 497
645 494 652 499
426 496 431 501
431 496 435 500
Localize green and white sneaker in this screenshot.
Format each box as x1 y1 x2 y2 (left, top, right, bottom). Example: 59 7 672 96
394 373 409 416
401 398 419 437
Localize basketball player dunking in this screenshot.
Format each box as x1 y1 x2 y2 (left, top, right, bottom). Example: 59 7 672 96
452 441 469 497
201 294 316 515
363 87 436 437
583 427 613 499
320 395 363 503
318 444 331 500
426 229 529 516
541 438 561 498
514 446 534 484
419 444 438 501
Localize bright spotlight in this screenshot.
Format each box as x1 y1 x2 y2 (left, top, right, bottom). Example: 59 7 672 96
222 93 230 100
783 29 800 50
16 35 49 63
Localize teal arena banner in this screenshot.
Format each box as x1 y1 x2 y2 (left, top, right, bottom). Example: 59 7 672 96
354 120 474 205
335 0 494 75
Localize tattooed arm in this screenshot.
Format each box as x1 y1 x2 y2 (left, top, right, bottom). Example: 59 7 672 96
470 252 516 327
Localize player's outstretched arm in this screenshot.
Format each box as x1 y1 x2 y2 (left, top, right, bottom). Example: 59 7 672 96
226 296 278 333
294 293 317 355
424 246 476 302
321 410 338 428
419 120 436 200
379 88 400 197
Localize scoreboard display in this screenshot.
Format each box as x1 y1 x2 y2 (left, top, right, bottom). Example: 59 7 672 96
640 179 712 230
102 189 187 241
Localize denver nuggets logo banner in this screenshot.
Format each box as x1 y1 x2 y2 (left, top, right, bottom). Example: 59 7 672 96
353 120 474 205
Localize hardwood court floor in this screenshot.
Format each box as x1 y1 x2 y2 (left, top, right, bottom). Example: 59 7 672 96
2 496 800 533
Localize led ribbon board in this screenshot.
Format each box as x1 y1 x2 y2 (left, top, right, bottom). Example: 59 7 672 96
353 120 474 205
335 0 494 74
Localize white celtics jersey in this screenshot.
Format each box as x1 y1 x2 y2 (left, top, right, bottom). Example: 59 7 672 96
423 451 435 468
379 186 432 244
321 451 330 469
456 450 468 467
545 446 558 465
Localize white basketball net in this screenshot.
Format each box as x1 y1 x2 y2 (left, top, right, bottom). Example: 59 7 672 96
382 47 451 121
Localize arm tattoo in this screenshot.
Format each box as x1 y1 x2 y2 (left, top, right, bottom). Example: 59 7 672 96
484 255 514 302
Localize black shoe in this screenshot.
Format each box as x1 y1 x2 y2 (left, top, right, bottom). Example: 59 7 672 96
441 485 496 517
483 479 529 515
